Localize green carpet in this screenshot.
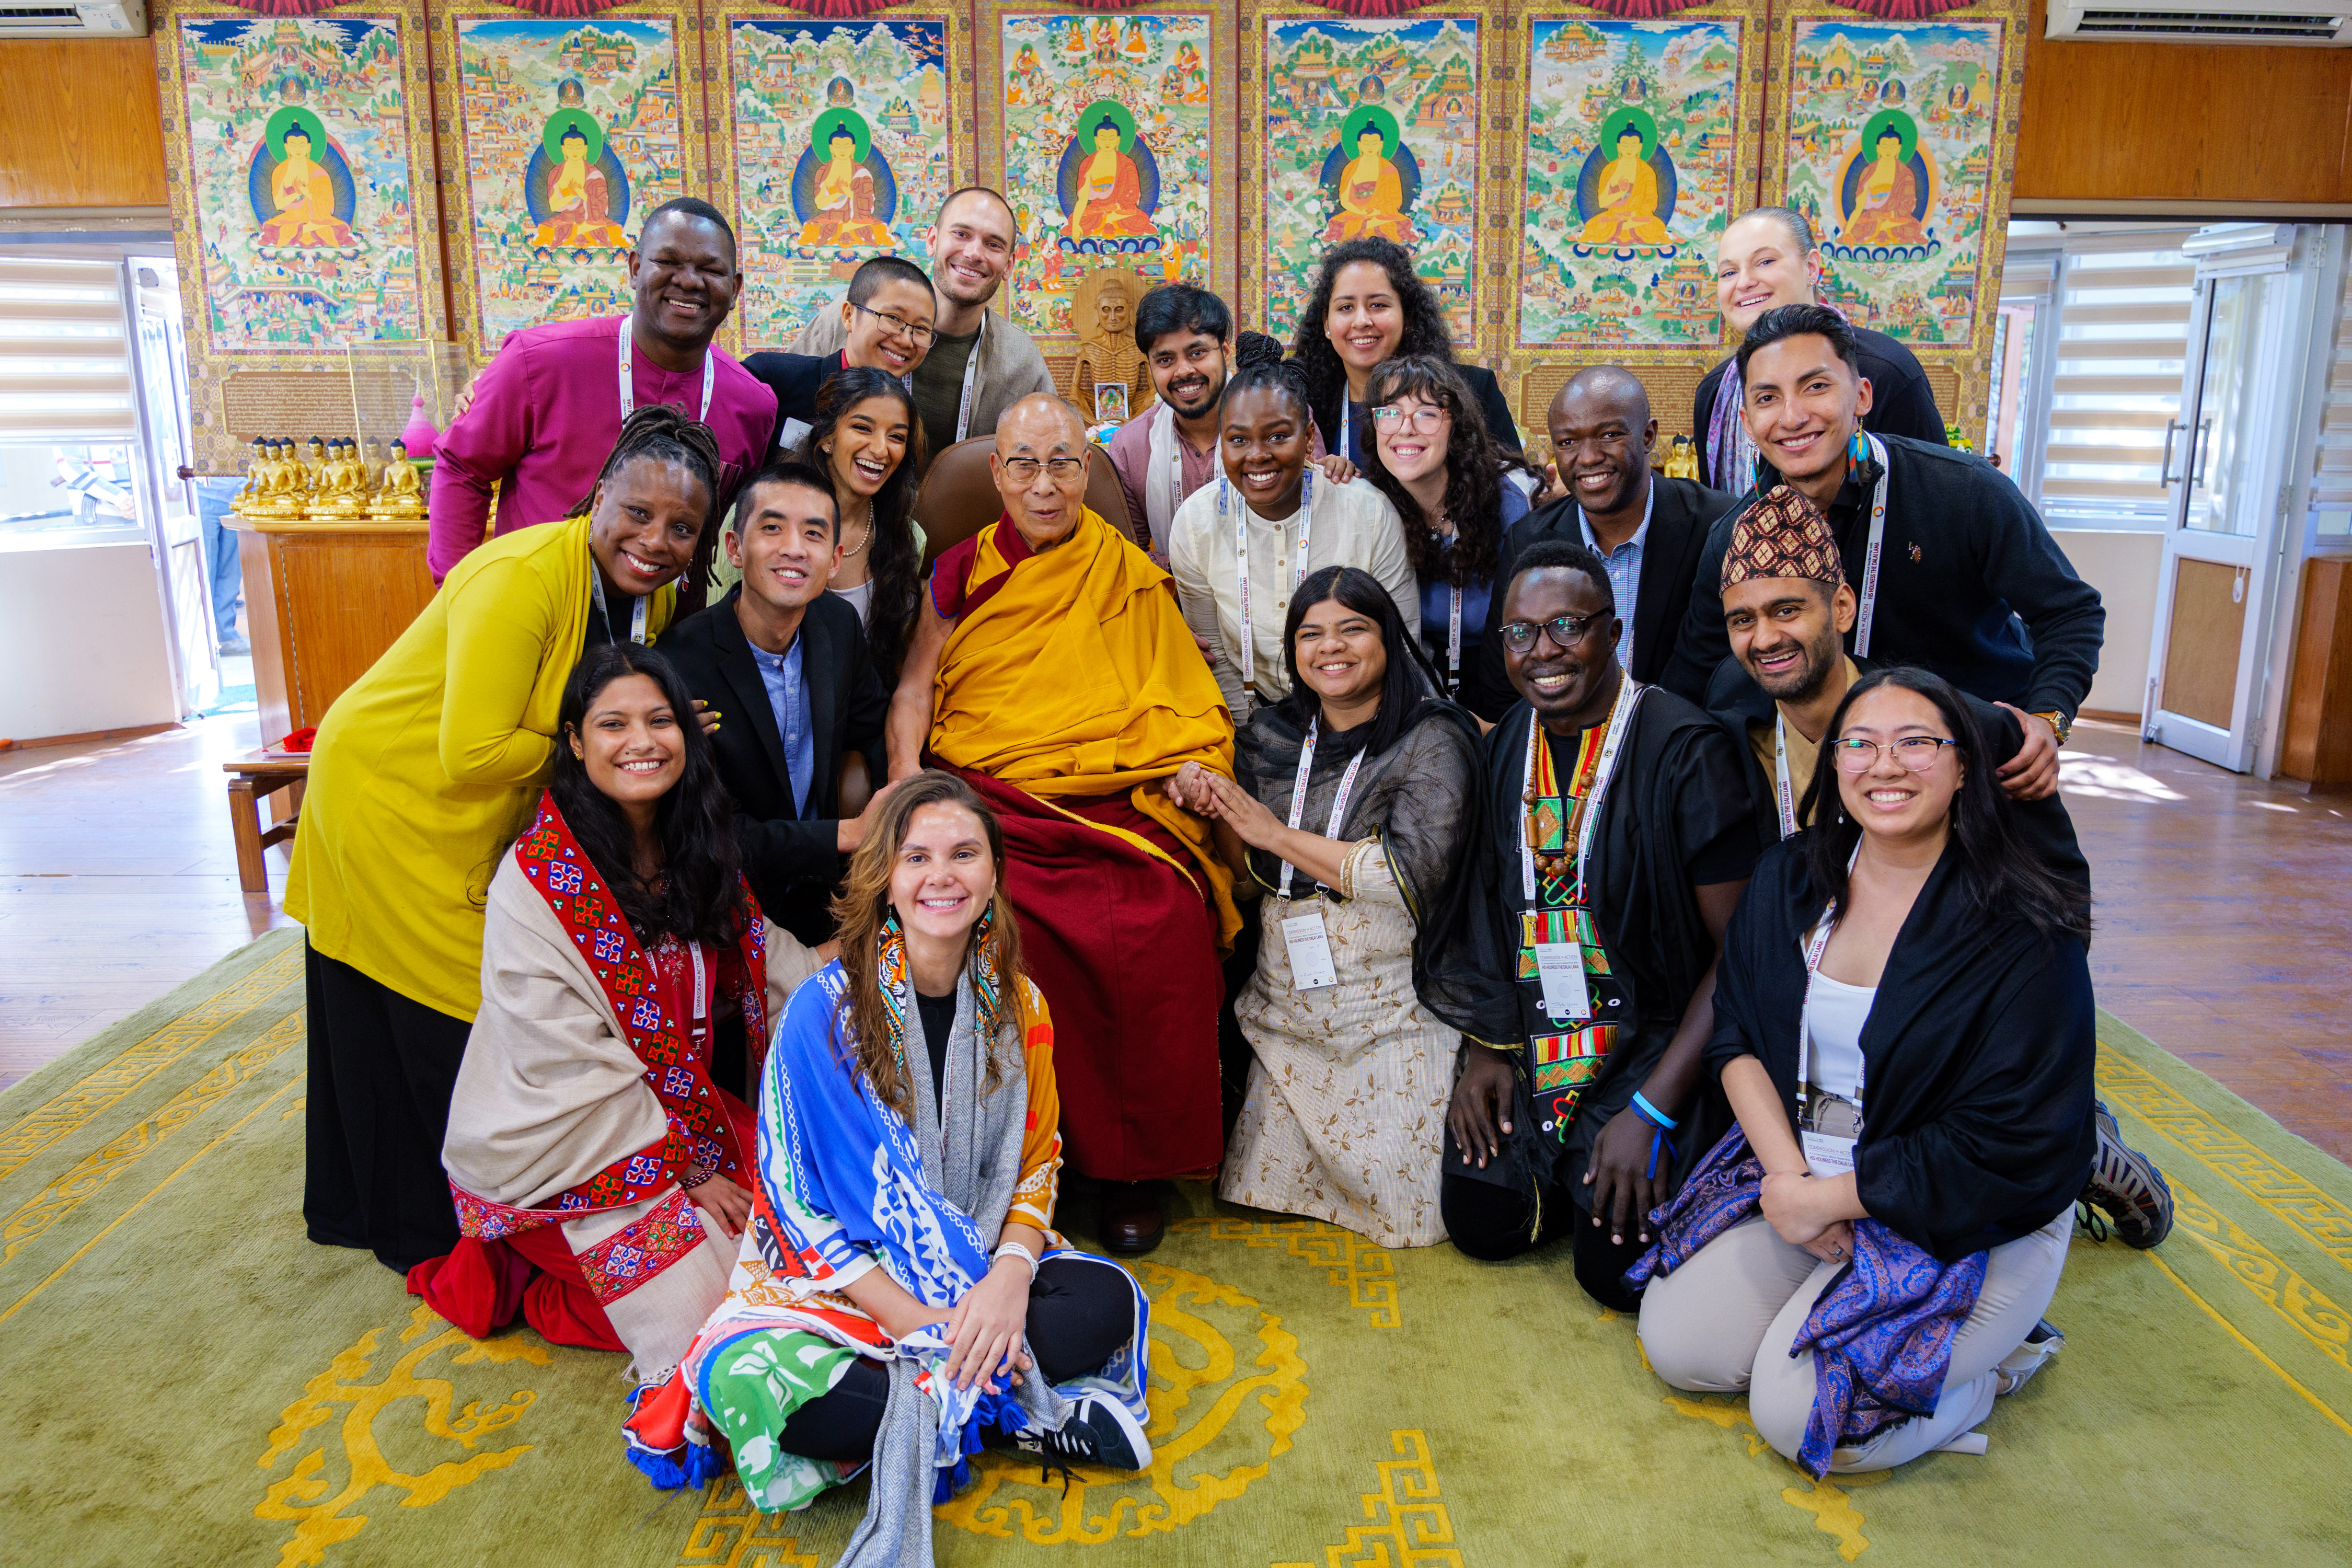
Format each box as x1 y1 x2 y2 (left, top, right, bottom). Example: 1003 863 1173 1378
4 930 2349 1566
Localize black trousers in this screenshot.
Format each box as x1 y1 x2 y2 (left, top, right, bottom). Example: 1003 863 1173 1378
1440 1172 1648 1313
775 1258 1136 1462
303 942 471 1273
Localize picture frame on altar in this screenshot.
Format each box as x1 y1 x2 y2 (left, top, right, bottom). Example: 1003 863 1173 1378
712 5 970 355
432 0 707 364
1242 5 1498 349
976 0 1236 353
155 0 450 469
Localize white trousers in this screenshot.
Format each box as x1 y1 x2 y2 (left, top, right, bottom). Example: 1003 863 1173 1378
1638 1210 2072 1472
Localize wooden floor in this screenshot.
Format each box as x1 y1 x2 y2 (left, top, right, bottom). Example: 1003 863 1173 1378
2 714 2347 1165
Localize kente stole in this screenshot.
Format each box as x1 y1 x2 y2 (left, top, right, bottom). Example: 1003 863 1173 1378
1519 722 1625 1146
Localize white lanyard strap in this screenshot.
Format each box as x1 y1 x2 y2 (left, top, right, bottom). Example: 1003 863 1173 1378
1773 711 1797 840
1795 843 1865 1116
588 560 650 644
1223 466 1313 695
617 323 715 423
1446 583 1463 694
1853 433 1889 659
1279 716 1367 900
687 939 708 1048
1164 405 1184 538
1339 399 1352 463
1519 677 1644 904
953 315 983 443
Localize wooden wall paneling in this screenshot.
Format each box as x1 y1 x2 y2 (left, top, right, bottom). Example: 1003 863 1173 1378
707 2 976 357
1761 0 2027 439
977 0 1237 397
153 0 452 472
2014 0 2352 207
1496 0 1768 446
2281 555 2352 786
1240 2 1495 352
431 0 710 371
0 40 168 210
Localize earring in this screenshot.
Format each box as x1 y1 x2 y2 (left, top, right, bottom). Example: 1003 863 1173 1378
1848 430 1867 463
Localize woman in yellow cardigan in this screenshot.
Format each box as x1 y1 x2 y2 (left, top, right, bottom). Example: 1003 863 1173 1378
287 407 725 1273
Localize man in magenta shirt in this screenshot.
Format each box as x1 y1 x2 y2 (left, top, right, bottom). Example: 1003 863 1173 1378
427 197 776 587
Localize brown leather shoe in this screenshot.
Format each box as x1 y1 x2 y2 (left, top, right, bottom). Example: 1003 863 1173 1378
1098 1181 1165 1255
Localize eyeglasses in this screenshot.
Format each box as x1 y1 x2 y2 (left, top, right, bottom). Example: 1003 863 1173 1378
1830 735 1957 773
851 303 935 346
1498 613 1603 653
1370 403 1447 434
998 456 1087 483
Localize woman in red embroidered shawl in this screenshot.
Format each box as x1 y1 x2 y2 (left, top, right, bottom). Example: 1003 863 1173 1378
411 643 823 1387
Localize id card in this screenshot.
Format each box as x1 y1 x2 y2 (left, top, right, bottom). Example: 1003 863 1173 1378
1282 911 1339 990
1800 1130 1857 1179
1535 940 1590 1022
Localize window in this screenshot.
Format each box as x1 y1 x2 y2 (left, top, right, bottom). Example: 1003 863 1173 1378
0 257 144 544
2032 231 2198 529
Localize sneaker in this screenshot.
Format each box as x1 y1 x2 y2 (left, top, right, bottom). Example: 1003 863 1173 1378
2080 1099 2173 1249
1996 1319 2064 1396
1001 1393 1153 1473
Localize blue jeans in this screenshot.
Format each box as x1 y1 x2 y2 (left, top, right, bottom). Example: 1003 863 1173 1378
194 477 243 645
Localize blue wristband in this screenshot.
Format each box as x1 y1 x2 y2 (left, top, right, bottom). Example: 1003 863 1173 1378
1631 1091 1678 1133
1643 1125 1678 1182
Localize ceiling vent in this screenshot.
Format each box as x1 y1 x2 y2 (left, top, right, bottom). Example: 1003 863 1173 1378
2046 0 2350 43
0 0 145 38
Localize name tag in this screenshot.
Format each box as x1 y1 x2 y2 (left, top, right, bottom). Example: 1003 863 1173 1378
1535 940 1589 1022
1282 910 1339 991
1801 1130 1857 1179
777 416 812 453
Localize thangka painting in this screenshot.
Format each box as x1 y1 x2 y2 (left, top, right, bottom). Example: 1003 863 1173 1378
1767 3 2021 354
717 12 963 353
161 5 441 354
978 6 1226 343
435 2 703 361
1516 8 1761 350
1249 12 1488 346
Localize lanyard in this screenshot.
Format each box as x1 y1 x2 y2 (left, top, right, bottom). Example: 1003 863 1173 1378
1852 433 1890 658
952 315 983 443
1164 403 1185 539
1520 676 1642 905
1445 583 1463 694
617 324 715 423
588 560 649 644
1795 843 1866 1122
1279 716 1366 900
1222 465 1314 695
1773 711 1798 840
1339 400 1352 464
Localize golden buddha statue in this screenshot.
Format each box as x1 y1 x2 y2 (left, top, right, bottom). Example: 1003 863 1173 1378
299 436 329 494
232 437 272 511
1657 433 1700 481
369 439 426 519
248 439 307 518
310 439 372 518
1067 269 1152 425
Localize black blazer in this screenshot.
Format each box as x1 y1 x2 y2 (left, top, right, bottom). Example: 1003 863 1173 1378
742 350 846 457
660 587 891 946
1310 362 1524 465
1458 473 1733 721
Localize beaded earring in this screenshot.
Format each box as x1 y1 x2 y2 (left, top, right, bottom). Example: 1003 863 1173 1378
1849 430 1868 463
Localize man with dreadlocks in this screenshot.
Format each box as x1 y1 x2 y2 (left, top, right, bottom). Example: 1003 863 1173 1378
289 407 728 1275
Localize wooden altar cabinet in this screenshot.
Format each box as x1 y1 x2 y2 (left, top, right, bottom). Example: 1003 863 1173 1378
223 513 435 748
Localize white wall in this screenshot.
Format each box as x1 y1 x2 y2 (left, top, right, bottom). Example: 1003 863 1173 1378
0 539 178 743
2052 528 2164 719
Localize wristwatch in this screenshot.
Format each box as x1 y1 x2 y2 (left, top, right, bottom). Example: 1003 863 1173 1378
2031 710 2072 746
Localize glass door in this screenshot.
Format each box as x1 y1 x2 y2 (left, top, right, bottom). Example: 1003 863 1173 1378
125 258 218 715
2142 233 2310 771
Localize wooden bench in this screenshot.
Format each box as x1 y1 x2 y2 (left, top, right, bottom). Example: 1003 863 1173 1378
225 751 309 894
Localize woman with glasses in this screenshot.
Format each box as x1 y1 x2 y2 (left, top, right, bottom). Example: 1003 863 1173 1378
1633 665 2095 1476
1169 566 1514 1246
791 368 928 687
744 257 937 455
1168 359 1419 721
1359 354 1537 699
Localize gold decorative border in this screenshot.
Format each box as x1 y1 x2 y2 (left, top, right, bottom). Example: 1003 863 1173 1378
431 0 713 368
704 2 974 358
1494 0 1771 443
153 0 451 471
1272 1429 1460 1568
1760 0 2029 432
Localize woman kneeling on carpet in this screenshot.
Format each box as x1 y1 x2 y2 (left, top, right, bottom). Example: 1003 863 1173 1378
415 643 818 1387
1632 667 2095 1474
625 770 1152 1559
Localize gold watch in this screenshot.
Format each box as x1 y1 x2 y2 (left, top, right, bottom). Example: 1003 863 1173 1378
2032 710 2071 746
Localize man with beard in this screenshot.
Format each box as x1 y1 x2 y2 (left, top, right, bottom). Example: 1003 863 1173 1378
1659 304 2104 800
1461 366 1730 719
1705 485 2174 1249
789 187 1055 462
1444 539 1757 1309
429 199 775 588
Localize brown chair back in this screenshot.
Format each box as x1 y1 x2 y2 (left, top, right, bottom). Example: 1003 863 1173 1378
914 439 1139 572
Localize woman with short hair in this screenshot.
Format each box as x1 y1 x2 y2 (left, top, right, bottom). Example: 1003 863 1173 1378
1634 666 2095 1475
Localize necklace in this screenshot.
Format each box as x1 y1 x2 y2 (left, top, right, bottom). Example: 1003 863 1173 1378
838 506 872 558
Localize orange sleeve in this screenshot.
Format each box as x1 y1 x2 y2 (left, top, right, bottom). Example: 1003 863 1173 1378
1008 976 1063 1234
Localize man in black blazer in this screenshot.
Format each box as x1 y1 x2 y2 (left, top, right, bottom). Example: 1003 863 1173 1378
1459 365 1731 722
661 458 894 949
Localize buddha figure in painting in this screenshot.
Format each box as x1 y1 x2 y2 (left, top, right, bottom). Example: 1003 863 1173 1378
533 123 626 249
1577 124 1670 246
798 115 895 248
1324 119 1414 246
261 123 353 249
1067 112 1157 244
1842 123 1929 250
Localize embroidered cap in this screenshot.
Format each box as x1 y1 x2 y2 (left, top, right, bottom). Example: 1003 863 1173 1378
1720 484 1844 591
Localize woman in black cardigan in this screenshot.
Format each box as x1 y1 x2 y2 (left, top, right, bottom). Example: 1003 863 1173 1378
1636 666 2096 1473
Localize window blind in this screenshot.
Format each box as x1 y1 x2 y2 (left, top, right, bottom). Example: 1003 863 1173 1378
2036 234 2197 525
0 258 136 443
2310 255 2352 515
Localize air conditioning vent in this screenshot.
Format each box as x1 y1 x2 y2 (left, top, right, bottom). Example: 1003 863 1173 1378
2047 0 2350 42
0 0 145 37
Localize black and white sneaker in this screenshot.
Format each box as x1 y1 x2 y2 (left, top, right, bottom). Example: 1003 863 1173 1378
999 1393 1153 1473
2080 1099 2173 1249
